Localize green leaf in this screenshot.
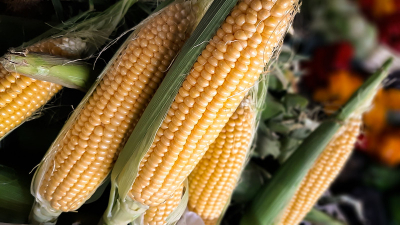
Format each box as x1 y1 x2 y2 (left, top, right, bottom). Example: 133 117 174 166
268 74 284 91
0 165 33 223
305 208 346 225
364 165 400 191
283 93 308 110
289 127 312 139
262 95 285 120
278 137 301 164
389 195 400 225
232 162 270 203
254 133 281 159
267 121 291 134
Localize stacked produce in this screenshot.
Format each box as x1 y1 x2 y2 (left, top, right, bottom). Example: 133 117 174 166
4 0 393 224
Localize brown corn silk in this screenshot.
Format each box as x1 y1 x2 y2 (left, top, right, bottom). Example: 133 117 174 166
128 0 297 207
0 37 85 138
143 184 183 225
278 115 362 225
188 99 254 225
36 2 195 212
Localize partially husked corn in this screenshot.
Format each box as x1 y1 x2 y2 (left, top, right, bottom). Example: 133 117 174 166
188 101 253 225
0 39 73 138
28 37 87 59
129 0 297 207
143 184 183 225
37 3 195 212
278 115 362 225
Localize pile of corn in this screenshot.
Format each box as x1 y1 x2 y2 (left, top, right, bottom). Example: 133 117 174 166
27 0 300 224
14 0 387 224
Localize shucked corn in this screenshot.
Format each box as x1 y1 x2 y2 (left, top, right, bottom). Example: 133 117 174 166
188 100 254 225
37 3 195 212
129 0 297 207
278 115 362 225
0 38 73 138
143 184 183 225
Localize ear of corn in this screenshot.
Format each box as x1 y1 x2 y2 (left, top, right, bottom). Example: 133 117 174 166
30 1 198 223
278 115 361 225
240 59 392 225
188 97 255 225
0 0 137 140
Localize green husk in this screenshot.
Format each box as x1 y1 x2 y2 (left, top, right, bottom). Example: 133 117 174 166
102 0 237 223
240 58 392 225
305 208 346 225
1 53 92 91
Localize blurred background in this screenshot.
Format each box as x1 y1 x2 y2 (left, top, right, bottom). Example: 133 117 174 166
0 0 400 224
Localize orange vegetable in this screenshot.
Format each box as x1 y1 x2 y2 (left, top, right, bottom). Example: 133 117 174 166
375 132 400 166
313 70 363 114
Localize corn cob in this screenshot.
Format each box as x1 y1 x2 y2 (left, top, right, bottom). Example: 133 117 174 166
36 2 195 212
278 115 362 225
143 184 183 225
128 0 297 207
241 60 392 225
0 39 68 138
188 100 254 225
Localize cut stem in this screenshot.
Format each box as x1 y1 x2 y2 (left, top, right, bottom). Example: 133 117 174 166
1 53 92 91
